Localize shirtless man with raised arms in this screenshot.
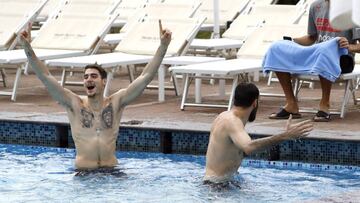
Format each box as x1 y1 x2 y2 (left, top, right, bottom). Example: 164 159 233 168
204 83 313 184
20 21 171 170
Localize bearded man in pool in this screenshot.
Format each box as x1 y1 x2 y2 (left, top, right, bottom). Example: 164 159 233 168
204 83 313 185
19 21 172 172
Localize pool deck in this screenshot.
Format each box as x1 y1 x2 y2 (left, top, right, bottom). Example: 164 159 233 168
0 68 360 141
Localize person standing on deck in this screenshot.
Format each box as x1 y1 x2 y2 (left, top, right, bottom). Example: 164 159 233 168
19 21 171 170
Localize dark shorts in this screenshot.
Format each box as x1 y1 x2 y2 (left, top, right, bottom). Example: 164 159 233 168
203 180 241 190
75 167 126 177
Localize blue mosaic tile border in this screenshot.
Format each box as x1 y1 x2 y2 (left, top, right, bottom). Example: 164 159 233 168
67 127 161 152
280 139 360 165
171 131 209 154
1 120 360 166
0 121 58 147
243 159 360 171
117 128 160 152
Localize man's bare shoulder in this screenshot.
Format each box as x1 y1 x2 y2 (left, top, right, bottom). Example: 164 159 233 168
210 111 245 145
213 111 244 130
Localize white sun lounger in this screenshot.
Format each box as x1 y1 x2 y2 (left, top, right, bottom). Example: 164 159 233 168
59 0 122 16
293 66 360 118
0 0 49 87
35 0 63 23
0 0 49 50
112 0 160 28
169 58 262 110
189 4 307 55
31 0 122 40
103 2 201 46
47 18 207 101
0 4 119 101
161 0 201 6
195 0 251 31
35 0 121 23
169 24 307 110
247 0 275 6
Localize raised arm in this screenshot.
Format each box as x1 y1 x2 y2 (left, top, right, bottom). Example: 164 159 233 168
229 116 313 155
111 20 172 108
19 31 78 110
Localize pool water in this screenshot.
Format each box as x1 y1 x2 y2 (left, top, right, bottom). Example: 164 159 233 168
0 144 359 203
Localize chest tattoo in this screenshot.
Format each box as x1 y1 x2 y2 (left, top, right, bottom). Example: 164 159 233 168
80 109 94 128
80 104 114 129
101 104 113 129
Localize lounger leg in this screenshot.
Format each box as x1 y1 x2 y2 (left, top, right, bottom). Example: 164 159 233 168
181 74 190 110
293 77 301 99
70 67 74 77
340 80 351 118
308 81 314 89
181 74 186 91
24 63 30 75
350 79 357 105
158 65 165 102
104 71 113 97
11 67 22 101
195 73 202 103
127 65 135 82
172 73 180 96
219 79 226 97
60 69 67 87
0 68 6 87
267 71 273 86
228 76 239 111
247 73 252 82
253 70 260 82
210 77 215 85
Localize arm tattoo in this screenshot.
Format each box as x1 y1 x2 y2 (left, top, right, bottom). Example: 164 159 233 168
81 109 94 128
101 104 113 129
23 42 34 58
25 50 32 58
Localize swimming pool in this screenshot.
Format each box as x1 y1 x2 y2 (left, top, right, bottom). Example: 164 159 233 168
1 144 359 202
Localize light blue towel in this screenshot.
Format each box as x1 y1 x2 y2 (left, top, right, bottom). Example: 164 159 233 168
262 37 348 82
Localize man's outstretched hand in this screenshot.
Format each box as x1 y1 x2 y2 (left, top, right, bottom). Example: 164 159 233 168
283 115 313 140
159 20 172 47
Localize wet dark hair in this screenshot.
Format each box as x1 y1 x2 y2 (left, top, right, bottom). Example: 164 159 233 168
233 82 259 107
84 64 107 79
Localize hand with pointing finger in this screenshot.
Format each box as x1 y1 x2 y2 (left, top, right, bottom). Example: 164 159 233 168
159 20 172 47
18 22 32 46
